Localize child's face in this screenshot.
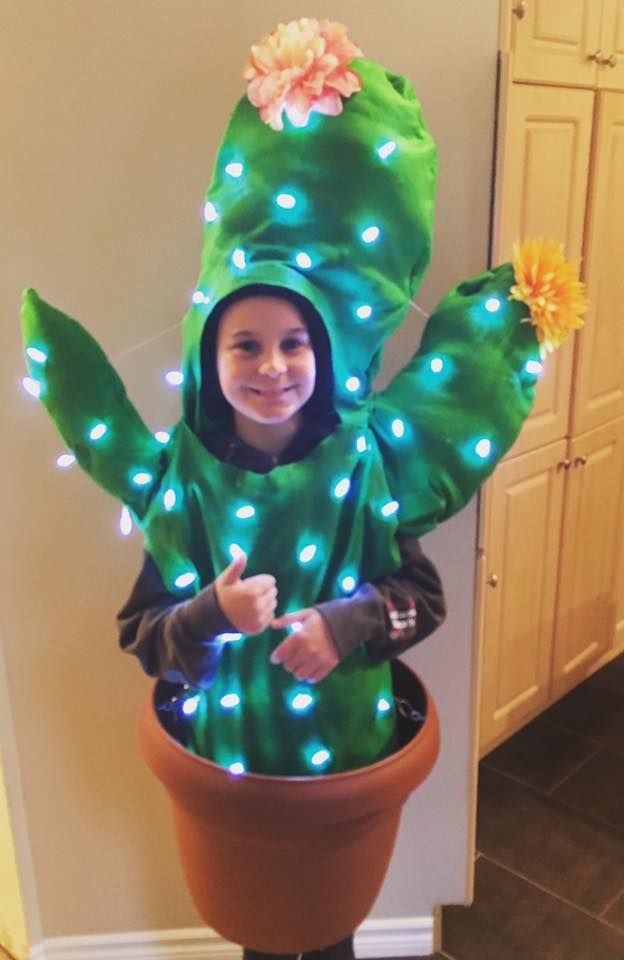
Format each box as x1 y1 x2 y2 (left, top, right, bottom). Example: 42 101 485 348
216 295 316 433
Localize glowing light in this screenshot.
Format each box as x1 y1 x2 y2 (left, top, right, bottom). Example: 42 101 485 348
381 500 399 518
165 370 184 386
276 192 296 209
310 748 331 768
333 478 351 499
163 488 176 511
299 544 317 564
356 304 372 320
475 438 492 459
220 693 240 709
175 571 197 589
217 632 243 643
295 251 312 269
182 695 200 716
154 430 170 444
56 453 76 468
378 140 397 160
89 423 107 441
203 201 219 223
225 162 244 178
26 347 47 364
235 505 256 519
289 621 303 633
361 225 380 244
232 248 247 270
192 290 211 305
132 471 152 487
377 697 392 713
345 376 361 393
524 359 544 377
229 543 244 559
356 435 367 453
119 506 133 536
341 575 357 593
391 418 405 438
485 297 501 313
228 761 246 775
290 692 314 712
22 376 41 399
430 356 444 374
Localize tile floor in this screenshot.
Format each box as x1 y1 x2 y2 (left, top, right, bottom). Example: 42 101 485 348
426 653 624 960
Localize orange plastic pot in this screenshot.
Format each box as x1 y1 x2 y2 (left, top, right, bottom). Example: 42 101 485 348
139 659 439 953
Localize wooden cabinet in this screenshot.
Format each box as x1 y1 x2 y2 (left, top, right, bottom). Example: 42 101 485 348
509 0 624 91
493 82 594 457
552 418 624 698
479 441 567 750
572 91 624 433
480 420 624 753
479 2 624 754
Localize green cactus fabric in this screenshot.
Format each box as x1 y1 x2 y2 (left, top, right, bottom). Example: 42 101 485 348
20 54 541 776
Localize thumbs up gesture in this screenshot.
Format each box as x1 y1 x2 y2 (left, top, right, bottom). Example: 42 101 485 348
214 552 278 635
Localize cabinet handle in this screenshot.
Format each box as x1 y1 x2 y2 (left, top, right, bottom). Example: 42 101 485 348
557 459 571 470
588 49 605 63
574 455 588 467
487 574 499 588
512 1 526 19
605 54 618 68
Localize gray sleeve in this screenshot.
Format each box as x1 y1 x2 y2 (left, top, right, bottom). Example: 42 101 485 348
117 552 235 688
315 535 446 663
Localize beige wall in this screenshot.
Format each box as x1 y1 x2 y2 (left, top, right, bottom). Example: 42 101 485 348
1 0 498 942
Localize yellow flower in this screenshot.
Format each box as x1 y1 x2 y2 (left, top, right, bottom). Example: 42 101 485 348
244 18 363 132
509 238 588 353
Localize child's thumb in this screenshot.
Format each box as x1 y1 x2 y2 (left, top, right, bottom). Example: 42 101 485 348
219 551 247 585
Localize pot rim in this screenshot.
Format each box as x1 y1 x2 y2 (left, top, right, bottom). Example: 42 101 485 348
146 658 438 787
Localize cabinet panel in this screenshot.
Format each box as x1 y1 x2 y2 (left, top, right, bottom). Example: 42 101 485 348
551 417 624 696
479 440 567 753
598 0 624 91
511 0 601 86
572 93 624 433
493 84 594 456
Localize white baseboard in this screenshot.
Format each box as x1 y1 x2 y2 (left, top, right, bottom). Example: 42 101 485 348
29 916 435 960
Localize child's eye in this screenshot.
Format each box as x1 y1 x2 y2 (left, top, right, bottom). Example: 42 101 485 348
282 337 309 351
234 340 259 353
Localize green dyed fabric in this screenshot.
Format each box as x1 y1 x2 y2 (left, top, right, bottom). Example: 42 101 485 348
20 57 540 776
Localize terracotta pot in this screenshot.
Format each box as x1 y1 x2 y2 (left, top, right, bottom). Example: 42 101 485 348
139 659 440 953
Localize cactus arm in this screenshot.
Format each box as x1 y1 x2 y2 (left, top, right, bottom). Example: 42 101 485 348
20 289 167 521
370 263 539 536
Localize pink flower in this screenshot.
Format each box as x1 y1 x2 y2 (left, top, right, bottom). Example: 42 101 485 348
243 18 363 131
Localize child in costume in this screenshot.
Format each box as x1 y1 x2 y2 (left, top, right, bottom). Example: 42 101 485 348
20 17 586 957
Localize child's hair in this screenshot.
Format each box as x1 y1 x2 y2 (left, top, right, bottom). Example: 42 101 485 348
199 284 337 426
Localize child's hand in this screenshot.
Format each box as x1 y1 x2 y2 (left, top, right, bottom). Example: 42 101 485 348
270 609 339 683
214 552 277 635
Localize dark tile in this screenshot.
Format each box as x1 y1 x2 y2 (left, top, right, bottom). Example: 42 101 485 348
483 715 600 793
541 681 624 755
588 655 624 697
442 858 624 960
552 747 624 834
477 766 624 914
604 892 624 931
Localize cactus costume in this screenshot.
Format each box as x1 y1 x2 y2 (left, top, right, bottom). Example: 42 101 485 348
20 20 585 777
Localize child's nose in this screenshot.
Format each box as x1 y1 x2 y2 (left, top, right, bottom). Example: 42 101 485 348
258 351 287 377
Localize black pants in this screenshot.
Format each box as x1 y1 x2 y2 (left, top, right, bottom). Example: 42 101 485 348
243 933 355 960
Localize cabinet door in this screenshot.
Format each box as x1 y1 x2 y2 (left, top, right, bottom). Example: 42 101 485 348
571 92 624 434
598 0 624 91
551 417 624 697
479 440 567 754
493 83 594 456
511 0 601 86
